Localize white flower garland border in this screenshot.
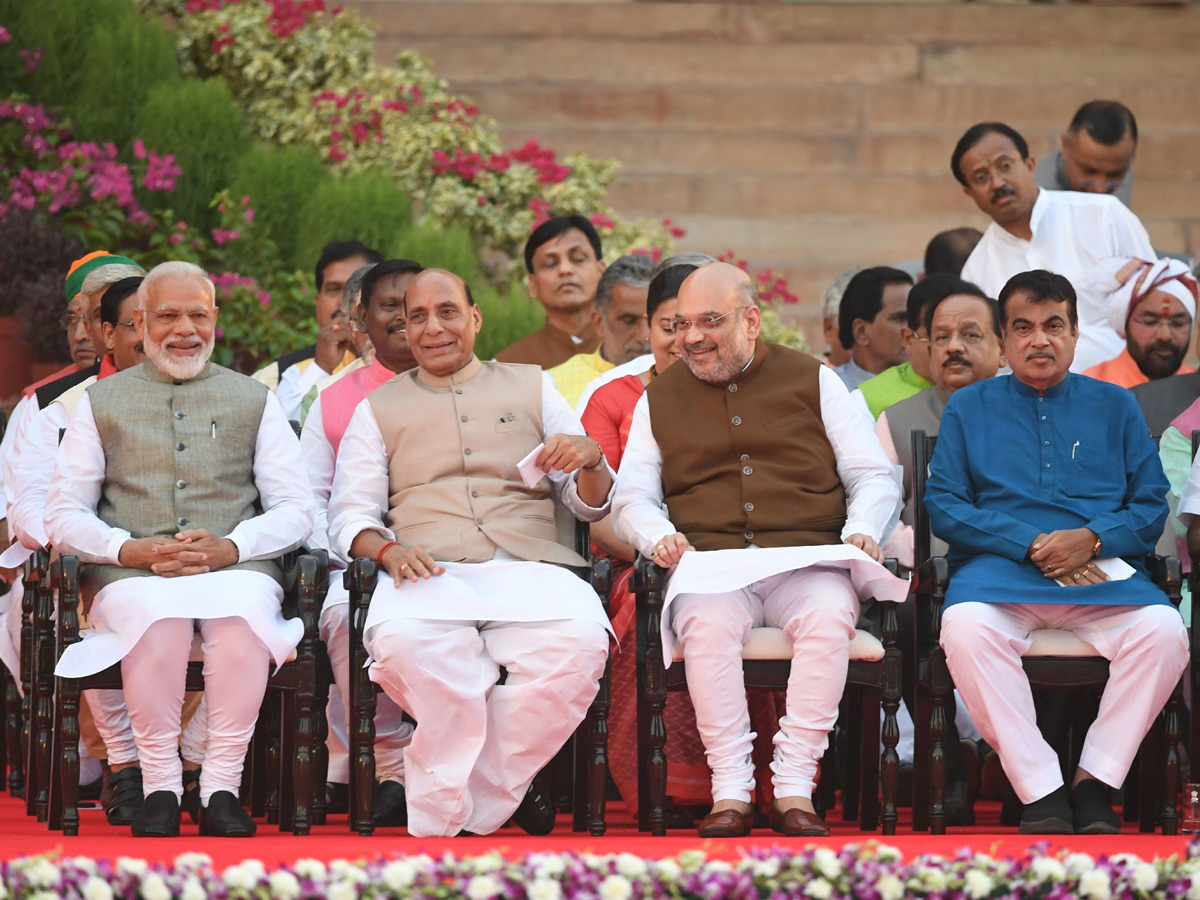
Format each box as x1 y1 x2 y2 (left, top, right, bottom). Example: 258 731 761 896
6 840 1200 900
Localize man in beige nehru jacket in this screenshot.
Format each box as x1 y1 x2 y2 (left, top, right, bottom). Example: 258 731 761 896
328 268 612 838
46 261 314 838
613 262 907 838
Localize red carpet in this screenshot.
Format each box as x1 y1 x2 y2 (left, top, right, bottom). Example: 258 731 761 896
0 794 1191 866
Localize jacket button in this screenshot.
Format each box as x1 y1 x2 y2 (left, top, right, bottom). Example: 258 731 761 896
731 416 742 426
173 411 184 420
471 491 479 498
461 415 468 422
728 383 738 393
455 389 463 395
465 448 472 455
745 531 754 541
176 517 187 527
744 502 754 511
176 480 187 489
743 466 753 475
740 454 749 461
476 518 484 525
176 442 185 451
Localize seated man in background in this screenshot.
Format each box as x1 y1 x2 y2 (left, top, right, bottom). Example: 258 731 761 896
47 261 314 837
1035 100 1137 207
549 254 654 407
328 268 612 837
495 216 606 368
820 269 859 368
833 266 913 391
924 228 983 279
299 258 423 825
254 239 383 419
613 262 906 838
925 269 1187 835
1083 257 1196 389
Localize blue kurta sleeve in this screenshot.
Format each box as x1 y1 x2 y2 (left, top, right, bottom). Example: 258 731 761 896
924 396 1043 562
1082 393 1169 558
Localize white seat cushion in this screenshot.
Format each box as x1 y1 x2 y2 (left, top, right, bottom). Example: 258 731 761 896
1026 628 1099 658
671 627 884 663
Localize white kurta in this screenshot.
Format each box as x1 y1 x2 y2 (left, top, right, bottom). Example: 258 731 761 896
327 371 614 640
1 395 37 525
0 395 31 522
277 359 331 423
47 389 314 677
613 364 908 663
10 398 72 553
960 188 1156 373
1177 450 1200 525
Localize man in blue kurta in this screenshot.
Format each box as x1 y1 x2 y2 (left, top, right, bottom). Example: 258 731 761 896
926 269 1188 835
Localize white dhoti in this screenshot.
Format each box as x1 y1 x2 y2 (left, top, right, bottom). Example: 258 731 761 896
54 570 303 804
941 601 1188 803
0 575 22 693
363 558 610 837
664 546 909 803
319 579 412 783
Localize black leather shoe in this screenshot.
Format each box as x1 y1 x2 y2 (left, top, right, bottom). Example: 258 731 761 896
326 781 349 815
511 779 555 835
106 766 144 826
198 790 256 837
943 771 976 827
130 790 180 837
373 780 407 827
1071 779 1121 835
1019 785 1073 834
181 767 201 824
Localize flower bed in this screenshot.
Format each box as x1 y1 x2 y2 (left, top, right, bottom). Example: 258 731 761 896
6 842 1200 900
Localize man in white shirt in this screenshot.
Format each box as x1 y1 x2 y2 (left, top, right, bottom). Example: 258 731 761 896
327 269 612 837
47 261 314 837
952 121 1156 372
613 262 907 837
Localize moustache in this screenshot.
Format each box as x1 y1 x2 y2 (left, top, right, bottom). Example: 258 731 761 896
942 354 971 368
387 322 407 335
991 186 1016 205
1025 350 1055 361
685 340 717 353
1146 339 1183 356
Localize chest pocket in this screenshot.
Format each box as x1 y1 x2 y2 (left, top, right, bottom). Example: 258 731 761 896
1060 447 1124 501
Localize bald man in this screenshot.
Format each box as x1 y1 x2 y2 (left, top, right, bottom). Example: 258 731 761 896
328 269 613 837
613 263 905 837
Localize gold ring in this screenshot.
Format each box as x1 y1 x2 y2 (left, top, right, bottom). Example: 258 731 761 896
400 563 409 571
1072 572 1081 580
1045 567 1054 574
1087 562 1095 569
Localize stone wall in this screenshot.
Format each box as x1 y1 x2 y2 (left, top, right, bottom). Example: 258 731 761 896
351 0 1200 345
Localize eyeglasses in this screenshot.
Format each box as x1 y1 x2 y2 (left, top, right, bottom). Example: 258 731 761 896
59 311 103 331
117 319 137 330
1129 313 1192 333
668 307 750 335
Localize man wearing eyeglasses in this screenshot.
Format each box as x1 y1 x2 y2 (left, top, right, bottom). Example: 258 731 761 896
1035 101 1136 208
1082 258 1197 389
47 261 314 838
613 262 907 837
953 122 1156 374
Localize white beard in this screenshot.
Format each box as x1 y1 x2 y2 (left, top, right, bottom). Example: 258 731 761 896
144 332 214 381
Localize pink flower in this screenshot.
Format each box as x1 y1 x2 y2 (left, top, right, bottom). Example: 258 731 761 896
19 48 42 71
103 143 118 159
327 146 347 163
175 220 187 231
169 233 183 245
589 213 614 230
0 26 11 43
128 210 150 226
214 327 225 340
211 228 240 245
240 194 250 206
257 291 271 307
133 139 146 160
244 207 254 222
477 195 486 206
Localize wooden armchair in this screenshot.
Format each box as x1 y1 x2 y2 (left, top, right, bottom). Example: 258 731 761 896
345 519 613 837
632 553 904 836
47 551 331 835
911 429 1186 835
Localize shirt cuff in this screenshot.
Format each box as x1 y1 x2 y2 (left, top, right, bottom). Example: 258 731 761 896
107 529 133 566
841 519 880 544
336 521 394 563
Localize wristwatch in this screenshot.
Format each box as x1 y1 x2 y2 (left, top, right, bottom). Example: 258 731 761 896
584 439 606 471
1091 535 1102 558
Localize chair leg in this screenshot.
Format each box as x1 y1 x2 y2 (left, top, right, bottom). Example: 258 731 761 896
929 647 949 835
859 688 881 831
32 582 55 823
1138 719 1161 833
265 692 282 825
841 694 861 821
1124 754 1141 823
587 657 611 836
311 675 330 827
7 670 23 798
54 677 81 835
1163 690 1182 835
911 694 930 831
279 694 300 833
20 578 34 814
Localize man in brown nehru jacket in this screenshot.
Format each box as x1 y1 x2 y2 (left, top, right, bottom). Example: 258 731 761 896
613 262 906 837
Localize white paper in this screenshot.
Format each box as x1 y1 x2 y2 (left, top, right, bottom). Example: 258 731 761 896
0 541 31 569
517 443 548 489
1055 556 1135 587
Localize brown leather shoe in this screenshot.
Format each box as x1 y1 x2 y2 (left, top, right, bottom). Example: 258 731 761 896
768 803 829 837
696 807 753 837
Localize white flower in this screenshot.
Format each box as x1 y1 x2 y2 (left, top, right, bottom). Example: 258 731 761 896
293 860 328 883
140 874 171 900
180 877 207 900
528 879 561 900
174 854 212 872
327 883 356 900
750 858 781 880
804 878 833 900
918 867 947 891
70 859 98 876
703 861 733 876
1132 864 1158 892
531 855 565 880
466 875 503 900
1187 874 1200 900
269 871 302 900
381 860 419 891
598 874 633 900
876 845 902 863
223 865 260 891
117 859 149 883
472 853 504 874
28 891 59 900
239 861 266 880
877 873 904 900
1110 854 1141 868
811 849 842 881
964 869 994 900
26 859 60 888
1079 869 1111 900
1065 854 1095 876
1030 857 1067 882
616 854 648 879
328 862 366 885
652 860 681 882
81 879 113 900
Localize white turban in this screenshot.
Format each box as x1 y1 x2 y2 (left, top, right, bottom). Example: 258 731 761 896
1098 256 1198 339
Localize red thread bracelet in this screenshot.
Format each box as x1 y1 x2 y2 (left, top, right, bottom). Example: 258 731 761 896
375 541 400 567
